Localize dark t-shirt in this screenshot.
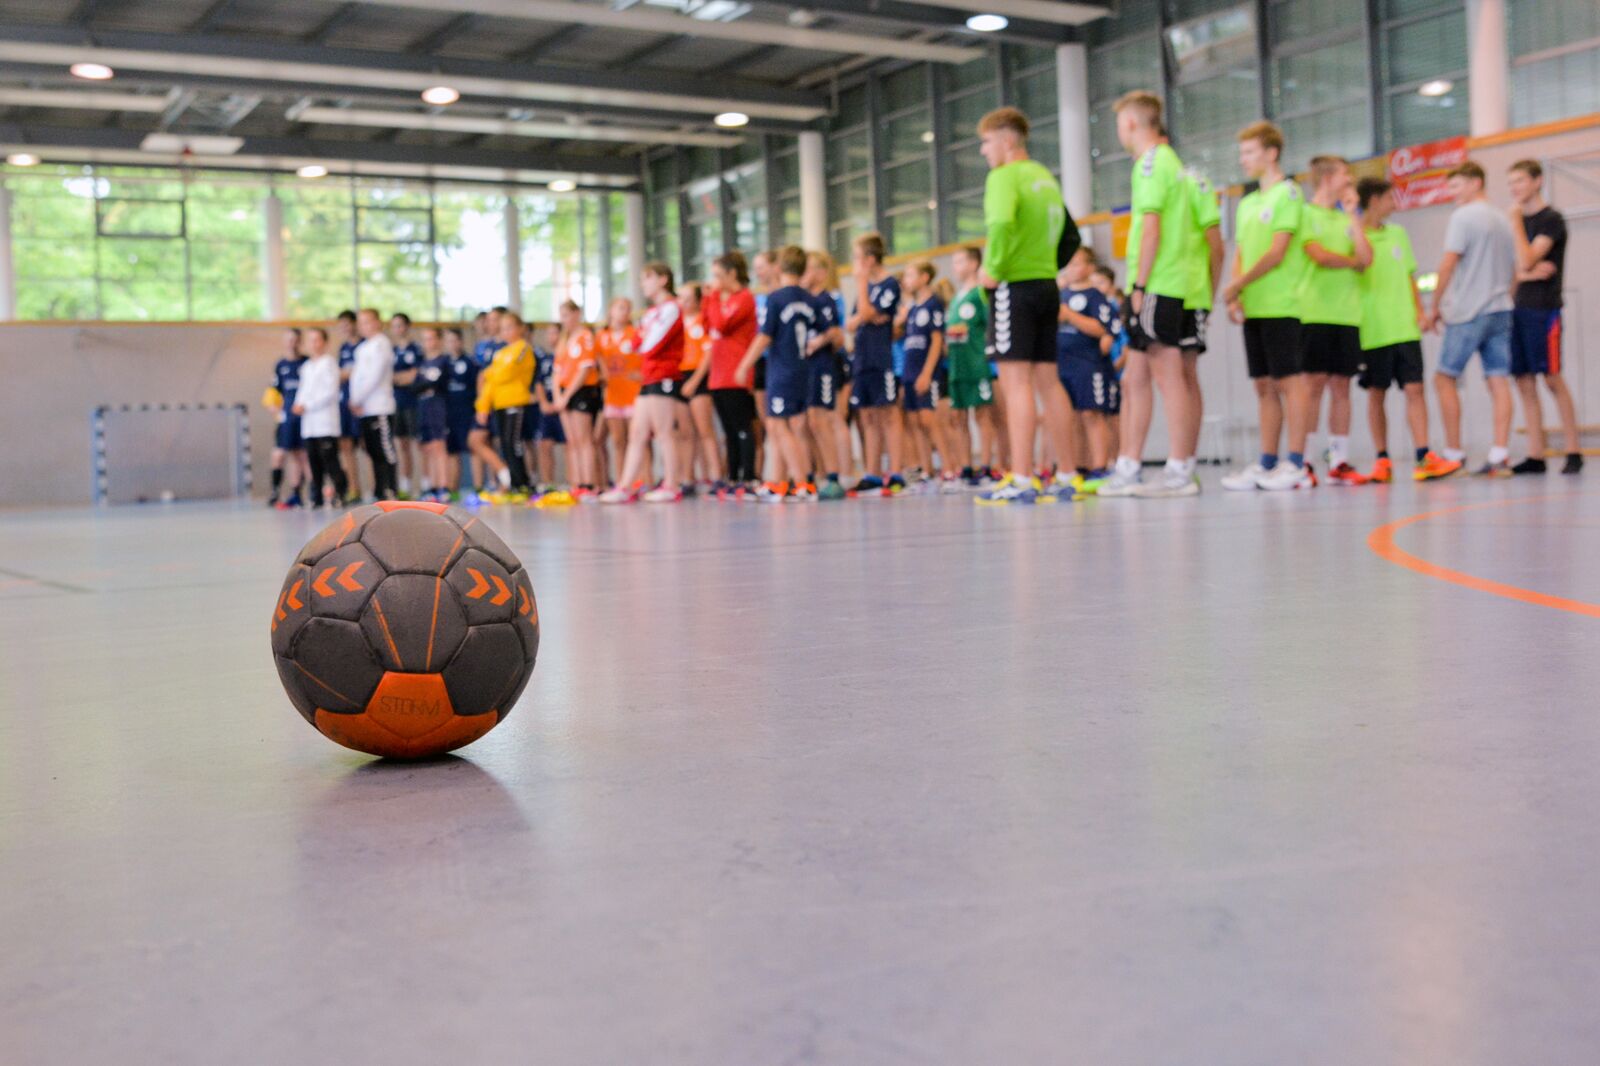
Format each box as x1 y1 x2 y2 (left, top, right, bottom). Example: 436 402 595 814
1516 206 1567 311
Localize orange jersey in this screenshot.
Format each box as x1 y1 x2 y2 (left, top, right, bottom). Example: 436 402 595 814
554 327 599 390
680 313 710 372
597 325 643 408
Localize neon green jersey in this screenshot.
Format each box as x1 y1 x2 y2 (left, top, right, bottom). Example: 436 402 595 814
1359 223 1422 350
1126 143 1190 301
982 159 1064 283
946 286 992 382
1300 203 1363 327
1184 170 1222 311
1235 178 1309 320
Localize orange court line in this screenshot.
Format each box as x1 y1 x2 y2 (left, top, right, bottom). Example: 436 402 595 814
1366 496 1600 619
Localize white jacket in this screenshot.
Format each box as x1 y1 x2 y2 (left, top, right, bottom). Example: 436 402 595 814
348 334 396 417
295 354 342 439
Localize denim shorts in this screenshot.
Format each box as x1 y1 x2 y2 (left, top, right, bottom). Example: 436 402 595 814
1438 310 1511 379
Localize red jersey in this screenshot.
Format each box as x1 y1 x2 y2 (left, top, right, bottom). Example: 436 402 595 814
680 312 709 372
702 287 756 391
637 299 684 386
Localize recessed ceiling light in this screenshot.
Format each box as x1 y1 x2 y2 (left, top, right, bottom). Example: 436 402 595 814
421 86 460 106
1418 79 1453 97
7 152 40 166
714 111 750 128
920 130 935 143
70 62 115 81
296 164 329 179
966 14 1008 32
548 179 576 193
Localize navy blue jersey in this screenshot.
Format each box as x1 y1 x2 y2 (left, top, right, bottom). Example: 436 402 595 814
1056 286 1116 365
853 275 900 371
272 356 305 408
392 340 422 409
473 337 503 369
761 285 819 372
534 346 556 396
900 295 946 382
446 353 478 411
808 290 841 361
414 354 451 402
338 340 358 402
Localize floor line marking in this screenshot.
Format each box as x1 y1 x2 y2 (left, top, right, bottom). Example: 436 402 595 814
0 565 92 594
1366 495 1600 618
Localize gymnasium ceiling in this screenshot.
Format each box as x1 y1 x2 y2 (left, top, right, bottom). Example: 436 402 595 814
0 0 1108 189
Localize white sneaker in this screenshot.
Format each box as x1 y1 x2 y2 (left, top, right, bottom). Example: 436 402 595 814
1097 467 1142 497
642 486 682 503
598 486 634 504
1221 463 1268 491
1257 462 1315 491
1134 468 1200 498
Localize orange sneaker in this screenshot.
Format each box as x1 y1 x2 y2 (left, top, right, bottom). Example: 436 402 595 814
1365 457 1393 484
1414 452 1463 481
1327 461 1368 486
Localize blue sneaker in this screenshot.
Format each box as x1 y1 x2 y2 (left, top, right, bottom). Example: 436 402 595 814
459 489 482 508
855 474 884 492
976 474 1043 505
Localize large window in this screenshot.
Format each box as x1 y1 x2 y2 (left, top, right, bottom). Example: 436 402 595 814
1509 0 1600 128
826 83 874 264
517 194 586 322
1268 0 1373 171
1165 3 1260 186
878 66 936 257
643 138 789 284
1087 3 1162 211
1378 0 1469 147
939 54 1001 242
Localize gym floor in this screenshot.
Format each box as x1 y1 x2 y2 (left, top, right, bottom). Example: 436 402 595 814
2 477 1597 1064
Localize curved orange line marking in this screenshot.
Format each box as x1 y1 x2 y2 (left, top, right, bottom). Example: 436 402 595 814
1367 496 1600 618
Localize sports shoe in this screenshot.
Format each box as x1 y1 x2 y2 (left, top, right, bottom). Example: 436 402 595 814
1326 462 1368 486
976 473 1043 505
1366 457 1393 484
787 484 817 503
939 475 964 495
1512 456 1548 474
1413 452 1462 481
755 481 788 504
1096 466 1142 497
855 474 884 493
598 485 638 504
642 485 683 503
1257 462 1315 491
534 489 577 508
1077 472 1108 496
1221 463 1268 491
1563 453 1584 475
1134 468 1201 498
886 474 908 496
1474 459 1513 479
818 478 846 500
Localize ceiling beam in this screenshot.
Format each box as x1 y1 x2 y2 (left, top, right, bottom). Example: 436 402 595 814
305 3 362 45
708 43 783 77
790 0 1082 43
290 105 744 148
0 122 640 182
71 0 100 27
0 88 172 113
608 35 686 72
510 24 587 63
340 0 984 64
189 0 239 34
0 25 829 122
407 12 477 55
907 0 1109 25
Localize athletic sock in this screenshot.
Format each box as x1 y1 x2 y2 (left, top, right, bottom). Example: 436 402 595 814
1415 447 1429 463
1487 445 1509 465
497 468 512 489
1114 455 1140 477
1330 435 1349 467
1288 451 1305 468
1260 453 1279 471
1443 447 1466 462
1181 457 1198 476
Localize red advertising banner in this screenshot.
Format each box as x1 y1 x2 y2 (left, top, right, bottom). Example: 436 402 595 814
1388 135 1469 180
1391 172 1454 210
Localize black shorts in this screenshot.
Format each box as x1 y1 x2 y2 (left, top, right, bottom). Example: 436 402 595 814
640 377 686 400
1302 323 1363 377
1359 341 1424 391
1182 309 1209 355
1243 317 1304 380
753 356 768 392
566 384 602 416
392 406 418 439
988 279 1060 364
1125 293 1190 351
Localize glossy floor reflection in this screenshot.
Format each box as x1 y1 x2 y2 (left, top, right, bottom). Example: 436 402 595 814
3 475 1598 1065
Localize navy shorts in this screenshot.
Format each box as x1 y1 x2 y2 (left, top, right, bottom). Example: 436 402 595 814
417 398 449 444
1060 358 1121 414
445 406 475 454
275 415 303 451
535 412 565 443
849 366 899 409
809 357 840 411
765 364 809 418
393 405 418 439
1511 307 1563 377
520 403 540 441
339 403 359 440
902 366 947 413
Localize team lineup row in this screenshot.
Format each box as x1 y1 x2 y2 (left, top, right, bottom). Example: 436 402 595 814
262 98 1579 509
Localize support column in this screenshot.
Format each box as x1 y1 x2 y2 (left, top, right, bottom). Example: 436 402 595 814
261 193 285 320
503 197 522 314
1055 43 1093 227
624 191 647 305
0 187 15 321
798 130 827 252
1466 0 1509 137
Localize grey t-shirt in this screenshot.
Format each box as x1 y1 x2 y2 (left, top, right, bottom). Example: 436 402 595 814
1440 199 1515 324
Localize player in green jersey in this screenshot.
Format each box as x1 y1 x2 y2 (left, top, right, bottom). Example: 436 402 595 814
1181 168 1224 479
1299 155 1373 484
1354 177 1463 484
1100 91 1203 499
1219 121 1316 491
946 244 1005 484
